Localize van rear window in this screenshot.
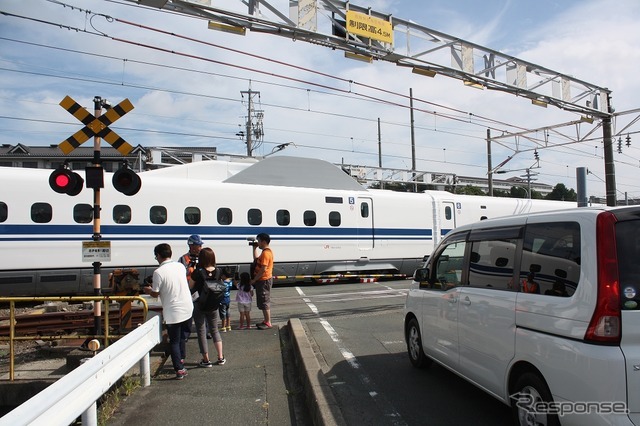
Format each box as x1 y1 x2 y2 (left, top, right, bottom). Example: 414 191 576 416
616 220 640 309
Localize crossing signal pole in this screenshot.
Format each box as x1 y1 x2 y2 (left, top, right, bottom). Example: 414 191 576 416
51 95 141 347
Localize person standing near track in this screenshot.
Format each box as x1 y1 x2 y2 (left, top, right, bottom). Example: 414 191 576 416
179 234 204 339
249 233 274 330
143 243 193 380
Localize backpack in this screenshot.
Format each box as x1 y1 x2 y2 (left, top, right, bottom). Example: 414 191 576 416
197 268 226 311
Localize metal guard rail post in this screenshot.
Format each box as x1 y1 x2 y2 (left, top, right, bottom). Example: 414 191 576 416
0 295 150 381
0 314 161 426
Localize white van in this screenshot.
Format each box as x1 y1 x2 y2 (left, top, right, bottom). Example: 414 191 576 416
404 205 640 426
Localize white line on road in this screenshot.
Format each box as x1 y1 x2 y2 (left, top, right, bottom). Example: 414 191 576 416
295 286 407 426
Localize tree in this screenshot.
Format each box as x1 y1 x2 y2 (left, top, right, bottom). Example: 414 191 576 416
455 185 486 196
545 183 577 201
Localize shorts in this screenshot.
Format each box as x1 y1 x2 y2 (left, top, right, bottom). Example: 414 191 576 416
237 302 252 313
254 278 272 311
218 302 230 320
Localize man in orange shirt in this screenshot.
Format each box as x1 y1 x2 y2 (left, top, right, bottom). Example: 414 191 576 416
250 233 274 329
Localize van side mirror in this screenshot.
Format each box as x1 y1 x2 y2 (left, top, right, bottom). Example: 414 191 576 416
413 268 429 284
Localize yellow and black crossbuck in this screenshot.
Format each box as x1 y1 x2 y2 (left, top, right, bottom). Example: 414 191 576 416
58 95 134 155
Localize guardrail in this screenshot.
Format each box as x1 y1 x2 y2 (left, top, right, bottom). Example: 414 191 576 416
0 314 161 426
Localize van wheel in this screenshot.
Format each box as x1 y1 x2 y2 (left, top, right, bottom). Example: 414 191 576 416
406 318 431 368
511 372 560 426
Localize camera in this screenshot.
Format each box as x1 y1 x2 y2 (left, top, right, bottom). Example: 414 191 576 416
247 237 258 247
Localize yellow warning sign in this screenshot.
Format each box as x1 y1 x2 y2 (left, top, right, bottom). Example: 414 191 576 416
346 10 393 44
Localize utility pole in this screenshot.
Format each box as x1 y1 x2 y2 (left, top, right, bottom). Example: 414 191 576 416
377 118 382 168
240 88 264 157
409 88 416 172
487 129 493 196
602 95 617 206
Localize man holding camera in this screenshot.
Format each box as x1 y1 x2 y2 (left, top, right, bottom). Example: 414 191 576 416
179 234 204 281
250 233 274 330
179 234 203 339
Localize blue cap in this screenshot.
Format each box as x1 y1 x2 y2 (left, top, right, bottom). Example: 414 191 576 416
187 234 203 245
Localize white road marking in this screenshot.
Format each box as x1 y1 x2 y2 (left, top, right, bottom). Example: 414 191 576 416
296 286 407 425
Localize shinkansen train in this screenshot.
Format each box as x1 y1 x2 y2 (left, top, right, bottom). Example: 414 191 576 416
0 156 577 296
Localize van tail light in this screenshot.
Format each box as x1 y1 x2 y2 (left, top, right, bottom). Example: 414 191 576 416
585 211 621 344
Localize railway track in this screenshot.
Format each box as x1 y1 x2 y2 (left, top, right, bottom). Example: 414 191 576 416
0 305 150 337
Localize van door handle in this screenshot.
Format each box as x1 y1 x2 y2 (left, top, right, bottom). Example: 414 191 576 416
461 296 471 306
447 296 458 304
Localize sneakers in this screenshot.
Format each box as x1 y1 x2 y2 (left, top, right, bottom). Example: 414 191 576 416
198 360 213 368
239 325 249 330
256 322 272 330
215 357 226 365
175 369 188 380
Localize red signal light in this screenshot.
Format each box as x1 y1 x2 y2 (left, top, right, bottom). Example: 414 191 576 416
49 166 84 196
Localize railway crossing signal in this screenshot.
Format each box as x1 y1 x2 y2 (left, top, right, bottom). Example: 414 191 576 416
51 95 142 196
112 161 142 196
48 164 84 196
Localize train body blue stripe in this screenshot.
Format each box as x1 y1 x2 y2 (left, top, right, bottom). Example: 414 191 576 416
0 224 438 242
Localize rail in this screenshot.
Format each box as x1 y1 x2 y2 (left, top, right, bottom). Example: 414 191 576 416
0 314 161 426
0 295 150 381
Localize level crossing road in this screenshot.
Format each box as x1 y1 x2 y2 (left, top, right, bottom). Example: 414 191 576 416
269 280 513 426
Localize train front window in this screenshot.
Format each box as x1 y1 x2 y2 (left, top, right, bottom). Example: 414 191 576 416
31 202 52 223
185 207 201 225
248 208 262 225
73 204 93 224
113 205 131 224
150 206 167 224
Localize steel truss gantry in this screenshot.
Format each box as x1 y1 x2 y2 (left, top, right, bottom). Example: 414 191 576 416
131 0 618 204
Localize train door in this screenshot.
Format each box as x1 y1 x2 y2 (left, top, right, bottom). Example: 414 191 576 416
440 201 456 239
356 197 373 249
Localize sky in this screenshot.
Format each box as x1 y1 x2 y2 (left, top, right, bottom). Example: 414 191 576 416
1 0 639 200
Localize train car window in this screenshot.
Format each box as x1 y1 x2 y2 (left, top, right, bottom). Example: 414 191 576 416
184 207 201 225
360 202 369 218
445 206 452 220
0 202 7 222
217 208 232 225
31 202 52 223
217 207 233 225
304 210 316 226
150 205 167 224
248 208 262 225
73 204 93 224
325 197 343 204
276 209 290 226
329 211 341 227
113 205 131 224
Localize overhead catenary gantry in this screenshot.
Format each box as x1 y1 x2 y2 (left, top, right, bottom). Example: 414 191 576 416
130 0 617 204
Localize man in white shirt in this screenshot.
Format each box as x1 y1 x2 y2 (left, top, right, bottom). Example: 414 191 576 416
143 243 194 380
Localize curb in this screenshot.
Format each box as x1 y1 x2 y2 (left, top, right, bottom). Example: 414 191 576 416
287 318 346 426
